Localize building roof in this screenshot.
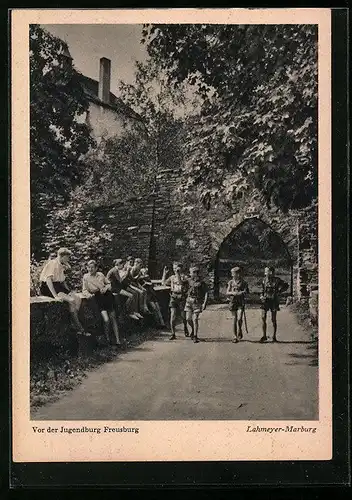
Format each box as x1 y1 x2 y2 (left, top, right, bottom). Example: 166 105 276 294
78 73 144 124
60 44 73 60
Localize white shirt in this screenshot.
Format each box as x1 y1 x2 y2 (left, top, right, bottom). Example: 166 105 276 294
40 258 66 283
82 272 109 294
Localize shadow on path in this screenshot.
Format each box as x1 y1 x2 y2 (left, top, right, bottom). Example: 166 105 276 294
199 338 316 345
200 338 234 343
284 342 318 367
269 340 316 345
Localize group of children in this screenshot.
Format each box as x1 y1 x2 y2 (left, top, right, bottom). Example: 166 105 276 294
39 248 165 348
38 248 289 347
161 262 209 343
161 262 289 344
226 265 289 343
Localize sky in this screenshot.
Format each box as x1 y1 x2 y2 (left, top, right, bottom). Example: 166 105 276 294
42 24 148 95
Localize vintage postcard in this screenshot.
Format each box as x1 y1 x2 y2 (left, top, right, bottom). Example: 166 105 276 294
12 8 332 463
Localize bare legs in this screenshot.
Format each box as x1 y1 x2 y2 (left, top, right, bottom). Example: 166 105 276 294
232 308 245 343
125 287 142 318
169 307 177 339
182 311 189 336
130 285 150 314
101 309 121 345
57 292 88 336
260 309 277 342
169 308 189 340
109 310 121 344
260 310 268 342
149 301 165 327
271 311 277 341
101 310 110 342
186 311 200 343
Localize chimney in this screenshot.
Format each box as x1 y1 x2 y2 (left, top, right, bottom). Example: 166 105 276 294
98 57 111 104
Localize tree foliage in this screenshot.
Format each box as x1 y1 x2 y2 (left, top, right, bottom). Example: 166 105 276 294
33 56 187 282
220 218 291 262
142 24 318 212
72 133 156 207
30 25 95 252
118 60 187 176
69 59 186 209
41 201 114 289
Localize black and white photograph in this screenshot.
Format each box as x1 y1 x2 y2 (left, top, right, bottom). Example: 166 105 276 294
27 20 320 423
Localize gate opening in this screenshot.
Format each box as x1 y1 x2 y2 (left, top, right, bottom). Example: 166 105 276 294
214 218 293 303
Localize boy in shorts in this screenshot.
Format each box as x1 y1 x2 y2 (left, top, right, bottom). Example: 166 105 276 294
260 266 289 343
82 260 121 346
130 258 151 314
39 247 88 336
107 259 141 321
162 262 189 340
184 266 208 343
226 266 249 343
140 267 166 327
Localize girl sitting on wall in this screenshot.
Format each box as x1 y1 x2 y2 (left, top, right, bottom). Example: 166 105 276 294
82 260 121 347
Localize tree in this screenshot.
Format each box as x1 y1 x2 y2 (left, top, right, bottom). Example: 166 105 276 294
41 201 114 288
117 60 189 275
70 59 187 209
37 59 187 279
142 24 318 212
118 60 187 177
30 25 95 253
71 132 155 208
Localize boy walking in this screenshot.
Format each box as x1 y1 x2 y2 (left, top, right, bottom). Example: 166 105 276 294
260 266 289 343
226 266 249 343
184 266 208 343
162 262 190 340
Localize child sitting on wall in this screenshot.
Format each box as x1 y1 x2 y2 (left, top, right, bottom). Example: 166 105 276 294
82 260 121 347
106 259 141 321
129 258 152 315
140 267 165 327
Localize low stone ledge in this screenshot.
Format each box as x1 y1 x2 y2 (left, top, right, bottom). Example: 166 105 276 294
30 288 171 355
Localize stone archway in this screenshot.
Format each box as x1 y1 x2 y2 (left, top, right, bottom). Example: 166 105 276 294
212 216 296 302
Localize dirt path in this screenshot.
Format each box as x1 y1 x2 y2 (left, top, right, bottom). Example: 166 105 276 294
32 305 318 420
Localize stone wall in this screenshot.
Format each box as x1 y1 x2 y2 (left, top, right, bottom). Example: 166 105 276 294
91 196 155 271
146 169 300 297
83 167 317 316
31 288 170 359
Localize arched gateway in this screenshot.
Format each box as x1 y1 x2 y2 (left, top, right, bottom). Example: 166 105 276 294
213 217 294 302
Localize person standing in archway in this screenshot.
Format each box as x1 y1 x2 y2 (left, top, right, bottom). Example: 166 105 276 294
226 266 249 343
260 266 289 343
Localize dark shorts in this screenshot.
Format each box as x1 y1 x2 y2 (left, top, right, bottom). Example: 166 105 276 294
229 300 245 312
40 281 69 298
169 294 185 311
230 305 245 315
93 290 115 312
261 299 280 312
184 297 202 315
